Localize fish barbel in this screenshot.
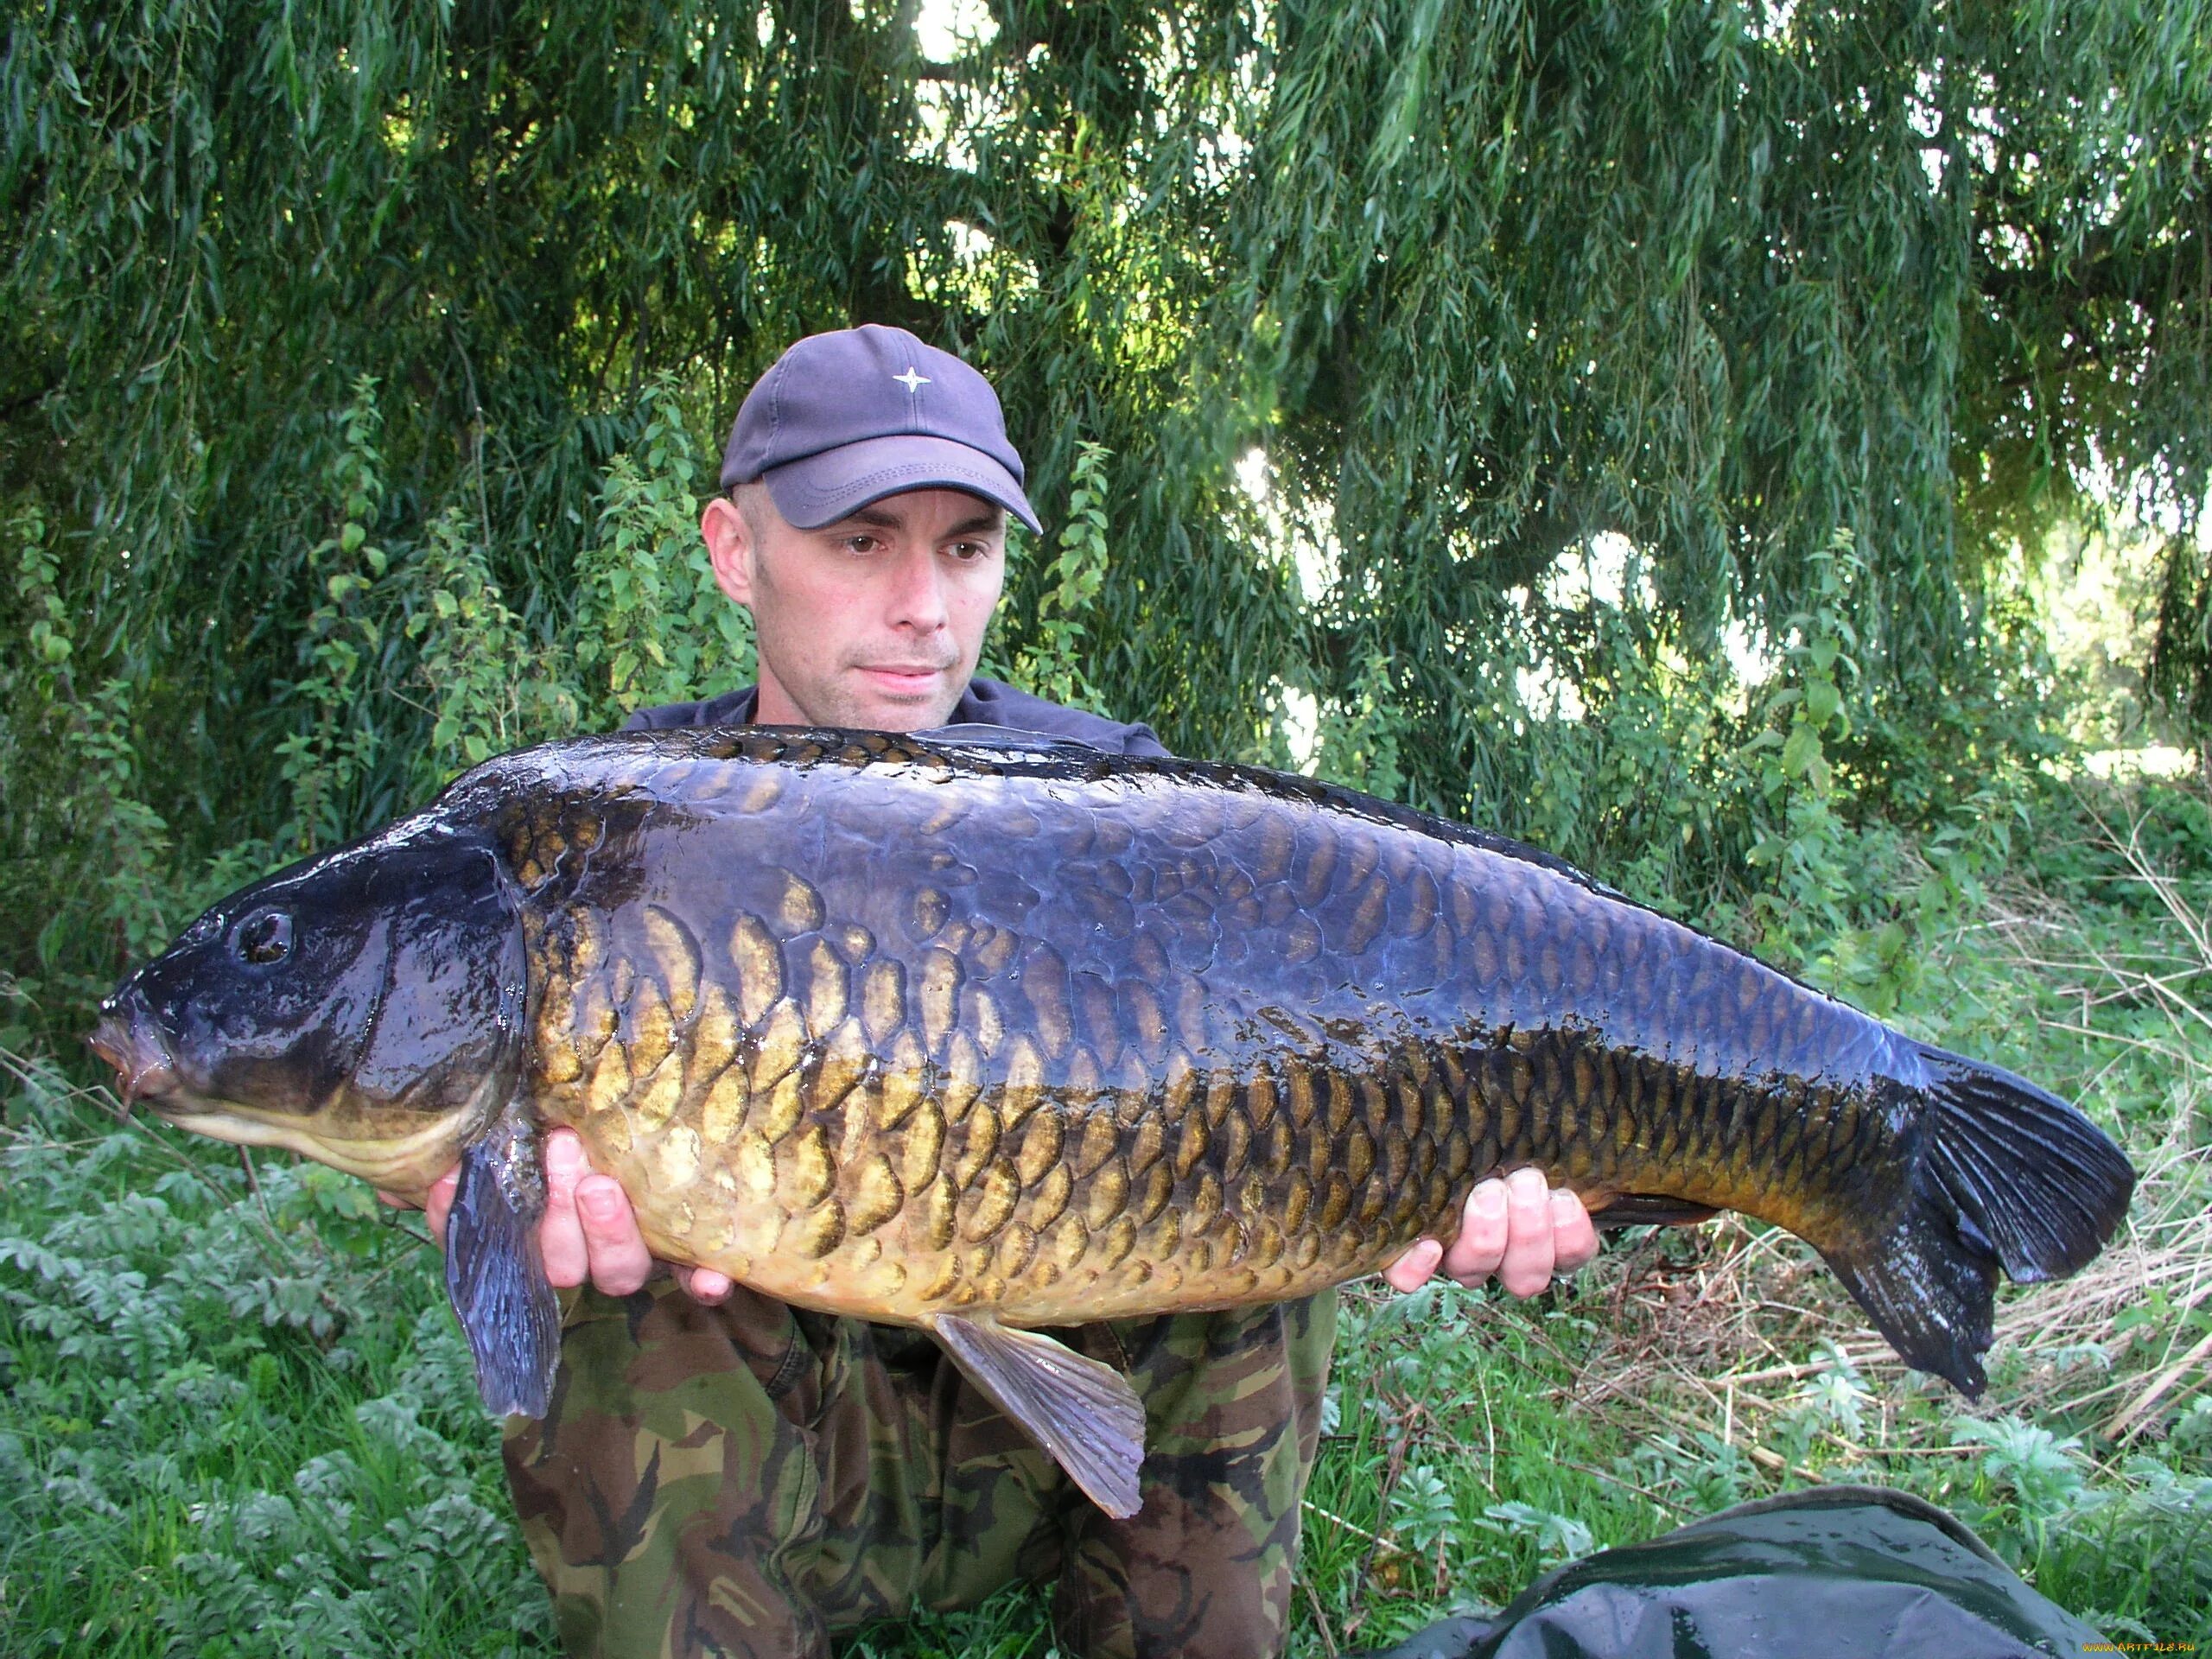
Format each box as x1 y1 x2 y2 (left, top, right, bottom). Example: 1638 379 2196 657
91 726 2135 1515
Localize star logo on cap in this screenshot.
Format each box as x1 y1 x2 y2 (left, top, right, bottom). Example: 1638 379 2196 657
893 367 931 393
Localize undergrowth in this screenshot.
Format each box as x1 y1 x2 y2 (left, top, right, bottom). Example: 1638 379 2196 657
0 1052 548 1656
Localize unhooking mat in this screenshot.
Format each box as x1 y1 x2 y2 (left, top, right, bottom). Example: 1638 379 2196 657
1350 1484 2108 1659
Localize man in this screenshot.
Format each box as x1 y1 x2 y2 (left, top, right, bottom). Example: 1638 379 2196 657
404 326 1599 1656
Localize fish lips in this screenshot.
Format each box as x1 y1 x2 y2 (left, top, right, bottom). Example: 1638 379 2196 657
87 995 181 1115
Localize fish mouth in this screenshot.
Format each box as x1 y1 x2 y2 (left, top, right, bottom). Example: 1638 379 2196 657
87 1001 180 1113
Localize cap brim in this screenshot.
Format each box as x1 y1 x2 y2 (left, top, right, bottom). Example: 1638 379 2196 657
760 435 1041 534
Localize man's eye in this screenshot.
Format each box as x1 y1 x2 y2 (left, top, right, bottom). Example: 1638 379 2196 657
842 535 883 555
947 542 989 562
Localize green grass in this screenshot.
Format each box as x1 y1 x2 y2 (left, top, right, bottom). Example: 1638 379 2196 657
4 781 2208 1656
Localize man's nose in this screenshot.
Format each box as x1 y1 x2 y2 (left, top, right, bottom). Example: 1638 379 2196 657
885 548 950 634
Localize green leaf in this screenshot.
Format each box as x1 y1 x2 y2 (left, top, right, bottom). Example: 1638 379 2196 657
1780 723 1823 778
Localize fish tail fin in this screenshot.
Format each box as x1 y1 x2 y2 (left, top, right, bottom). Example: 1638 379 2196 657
1820 1041 2134 1397
1914 1041 2137 1282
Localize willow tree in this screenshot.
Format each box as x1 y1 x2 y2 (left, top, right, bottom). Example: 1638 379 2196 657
3 0 2207 1005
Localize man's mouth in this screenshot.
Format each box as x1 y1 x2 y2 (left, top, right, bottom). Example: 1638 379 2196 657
855 664 951 695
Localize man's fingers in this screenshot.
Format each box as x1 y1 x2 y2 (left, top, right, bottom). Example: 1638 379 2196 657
423 1166 457 1250
538 1128 592 1290
1380 1236 1444 1293
542 1128 679 1299
1441 1179 1510 1284
1551 1188 1599 1271
575 1173 654 1296
676 1265 736 1306
1382 1173 1599 1299
1495 1167 1557 1297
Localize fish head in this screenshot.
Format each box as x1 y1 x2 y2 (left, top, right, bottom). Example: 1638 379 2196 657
90 825 527 1198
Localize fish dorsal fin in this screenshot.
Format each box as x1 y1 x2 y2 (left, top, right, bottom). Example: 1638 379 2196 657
910 723 1108 757
924 1313 1147 1517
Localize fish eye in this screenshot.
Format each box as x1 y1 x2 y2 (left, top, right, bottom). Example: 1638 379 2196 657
235 909 295 966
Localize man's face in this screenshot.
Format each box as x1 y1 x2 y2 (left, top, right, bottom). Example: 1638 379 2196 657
701 485 1007 731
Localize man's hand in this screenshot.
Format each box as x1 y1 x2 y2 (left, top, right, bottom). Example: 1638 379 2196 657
380 1128 737 1305
1381 1168 1599 1297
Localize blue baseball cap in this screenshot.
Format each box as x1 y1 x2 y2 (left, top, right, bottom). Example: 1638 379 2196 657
719 325 1040 533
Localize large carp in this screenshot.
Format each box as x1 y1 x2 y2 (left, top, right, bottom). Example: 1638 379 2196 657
92 726 2134 1516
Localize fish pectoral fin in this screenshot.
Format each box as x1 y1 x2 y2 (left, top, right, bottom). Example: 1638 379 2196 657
1586 1192 1721 1229
924 1313 1147 1519
446 1108 560 1418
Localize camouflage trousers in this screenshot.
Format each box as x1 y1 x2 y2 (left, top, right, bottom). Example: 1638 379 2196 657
502 1282 1338 1659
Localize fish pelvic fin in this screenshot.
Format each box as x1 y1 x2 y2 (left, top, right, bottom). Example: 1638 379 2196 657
446 1103 560 1418
1822 1043 2136 1397
924 1313 1147 1518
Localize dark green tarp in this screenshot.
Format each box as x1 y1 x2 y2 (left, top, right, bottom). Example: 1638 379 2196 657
1355 1484 2105 1659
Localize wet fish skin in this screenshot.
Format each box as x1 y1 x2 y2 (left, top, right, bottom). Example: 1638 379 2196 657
93 726 2137 1512
498 731 2125 1368
526 747 1734 1316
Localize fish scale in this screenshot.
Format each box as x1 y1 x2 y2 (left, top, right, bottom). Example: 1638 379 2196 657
97 724 2136 1517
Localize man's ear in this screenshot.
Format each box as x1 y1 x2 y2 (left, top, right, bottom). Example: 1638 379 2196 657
701 495 755 609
